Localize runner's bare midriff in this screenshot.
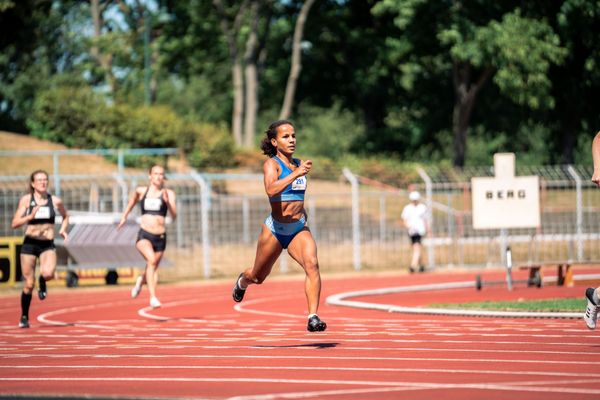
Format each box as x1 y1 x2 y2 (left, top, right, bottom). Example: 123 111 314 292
270 201 305 223
25 224 55 240
140 214 166 235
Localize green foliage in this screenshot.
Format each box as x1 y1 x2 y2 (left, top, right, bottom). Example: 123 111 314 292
481 12 566 109
0 1 15 12
306 153 421 188
186 122 236 169
462 127 507 167
27 84 110 147
156 76 231 124
353 157 422 188
438 10 567 110
574 132 594 166
462 123 553 166
0 0 66 131
294 103 365 160
26 84 235 169
2 0 599 168
372 0 427 30
302 156 342 181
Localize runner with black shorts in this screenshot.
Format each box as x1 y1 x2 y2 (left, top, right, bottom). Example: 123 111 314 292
11 170 69 328
118 165 176 309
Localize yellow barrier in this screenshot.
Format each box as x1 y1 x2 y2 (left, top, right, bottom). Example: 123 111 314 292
0 236 23 287
0 236 136 287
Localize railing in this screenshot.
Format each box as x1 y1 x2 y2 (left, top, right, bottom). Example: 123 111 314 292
2 157 599 283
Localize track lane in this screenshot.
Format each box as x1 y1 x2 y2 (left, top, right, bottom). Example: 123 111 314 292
1 269 599 399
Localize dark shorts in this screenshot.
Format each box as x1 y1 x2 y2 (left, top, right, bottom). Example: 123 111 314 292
136 229 167 252
20 237 55 257
409 234 422 244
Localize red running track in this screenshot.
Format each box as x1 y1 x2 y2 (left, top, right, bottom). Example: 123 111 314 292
0 268 599 400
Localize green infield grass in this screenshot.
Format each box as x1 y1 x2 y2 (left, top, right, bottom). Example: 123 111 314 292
429 298 585 312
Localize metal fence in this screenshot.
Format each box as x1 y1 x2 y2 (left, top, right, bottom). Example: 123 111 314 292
416 164 600 269
1 163 599 281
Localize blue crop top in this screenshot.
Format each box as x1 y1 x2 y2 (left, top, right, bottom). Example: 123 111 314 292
269 156 307 203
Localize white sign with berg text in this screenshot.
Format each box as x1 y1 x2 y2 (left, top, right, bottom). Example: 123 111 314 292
471 153 540 229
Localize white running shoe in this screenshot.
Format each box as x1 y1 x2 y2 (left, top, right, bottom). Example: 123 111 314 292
131 276 143 299
150 297 162 309
584 288 599 330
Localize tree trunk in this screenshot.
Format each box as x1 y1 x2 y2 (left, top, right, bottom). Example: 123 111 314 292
561 118 577 164
232 61 244 146
242 2 260 148
150 47 158 104
452 61 494 167
243 63 257 148
452 99 472 168
279 0 316 120
89 0 116 93
213 0 250 147
244 63 258 148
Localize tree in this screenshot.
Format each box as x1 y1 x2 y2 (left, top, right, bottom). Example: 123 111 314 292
550 0 600 163
89 0 117 93
373 1 566 166
0 0 75 132
279 0 316 120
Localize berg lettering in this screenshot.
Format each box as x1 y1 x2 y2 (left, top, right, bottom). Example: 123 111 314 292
485 190 526 199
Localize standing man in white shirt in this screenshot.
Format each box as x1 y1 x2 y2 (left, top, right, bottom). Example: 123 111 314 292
401 191 429 273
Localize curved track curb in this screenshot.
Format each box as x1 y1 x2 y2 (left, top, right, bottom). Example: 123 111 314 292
326 281 583 319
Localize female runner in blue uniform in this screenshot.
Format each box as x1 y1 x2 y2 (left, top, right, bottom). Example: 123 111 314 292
118 165 177 308
11 170 69 328
232 120 327 332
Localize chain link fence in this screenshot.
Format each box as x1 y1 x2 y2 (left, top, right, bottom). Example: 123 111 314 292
415 164 600 268
1 152 599 283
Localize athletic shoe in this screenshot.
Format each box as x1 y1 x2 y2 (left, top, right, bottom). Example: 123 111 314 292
408 267 415 274
232 273 246 303
38 275 47 300
131 276 143 299
150 297 162 308
19 315 29 329
419 265 426 273
307 315 327 332
584 288 599 330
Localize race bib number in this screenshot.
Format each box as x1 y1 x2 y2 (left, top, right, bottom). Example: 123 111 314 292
34 206 50 219
292 176 307 191
144 198 162 211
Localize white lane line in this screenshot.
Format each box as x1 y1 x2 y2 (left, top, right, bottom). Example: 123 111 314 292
229 381 600 400
0 333 597 346
1 377 599 397
235 292 585 328
137 297 237 323
326 281 583 319
227 380 600 400
234 295 305 319
0 364 598 378
37 300 136 329
228 386 440 400
36 296 237 328
1 343 597 356
1 353 599 365
1 330 596 345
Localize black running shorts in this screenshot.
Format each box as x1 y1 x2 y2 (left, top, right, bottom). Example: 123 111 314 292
20 237 55 257
136 229 167 252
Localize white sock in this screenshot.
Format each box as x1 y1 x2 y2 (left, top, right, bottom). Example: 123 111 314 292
308 314 317 319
